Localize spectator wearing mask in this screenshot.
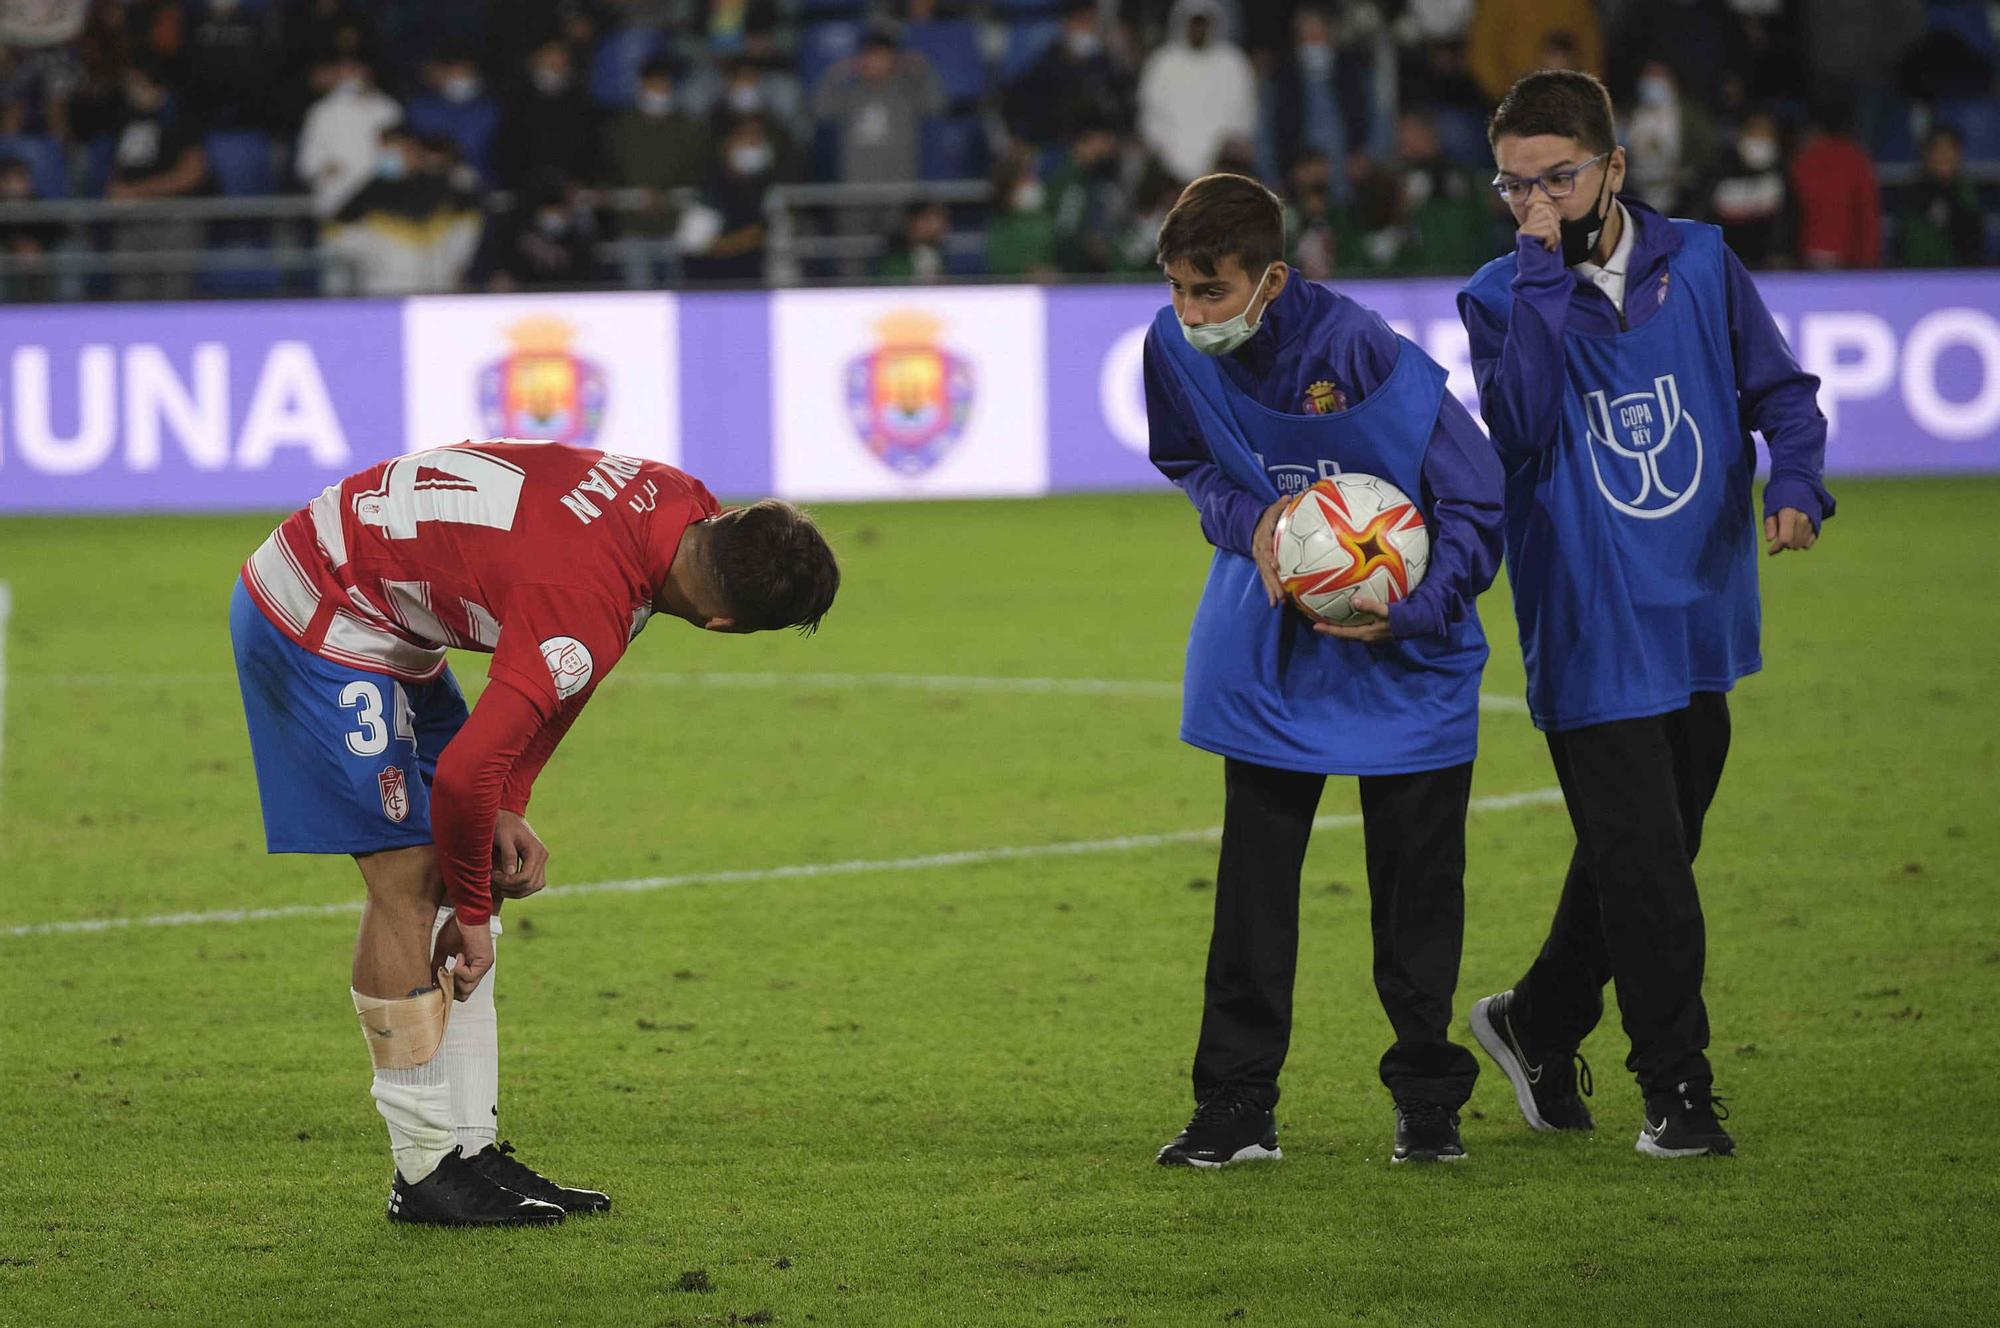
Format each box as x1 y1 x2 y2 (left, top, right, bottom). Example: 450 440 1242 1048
501 38 599 191
105 60 211 299
686 31 808 145
1137 0 1256 185
1620 61 1719 216
1046 118 1128 274
326 128 483 295
476 170 600 291
1002 2 1134 148
985 151 1056 278
1466 0 1603 105
297 54 400 216
683 113 779 283
404 50 501 186
877 200 949 281
810 27 944 185
1698 110 1790 269
1898 127 1984 268
605 58 715 223
1395 108 1499 274
1789 96 1880 269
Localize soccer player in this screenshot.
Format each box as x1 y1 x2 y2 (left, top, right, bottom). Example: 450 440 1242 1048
1457 71 1832 1158
1145 173 1505 1166
231 440 839 1224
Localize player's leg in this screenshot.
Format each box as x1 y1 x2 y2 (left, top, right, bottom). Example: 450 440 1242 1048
1470 733 1607 1133
407 671 611 1214
1544 709 1730 1157
230 586 560 1225
1158 758 1323 1168
1358 762 1478 1163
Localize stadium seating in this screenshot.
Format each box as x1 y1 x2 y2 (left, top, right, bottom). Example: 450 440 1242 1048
204 130 278 197
1000 20 1063 84
0 133 68 198
1935 96 2000 160
920 115 989 181
799 21 862 92
590 24 668 109
905 20 985 106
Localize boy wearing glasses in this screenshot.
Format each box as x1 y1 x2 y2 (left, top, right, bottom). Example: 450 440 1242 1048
1456 71 1833 1158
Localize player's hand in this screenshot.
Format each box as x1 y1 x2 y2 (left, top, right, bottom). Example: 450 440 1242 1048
1519 197 1561 254
1764 507 1817 556
1251 496 1292 608
1313 594 1395 643
446 922 494 1001
492 810 549 899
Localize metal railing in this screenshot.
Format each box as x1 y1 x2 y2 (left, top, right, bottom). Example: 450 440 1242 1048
763 179 994 284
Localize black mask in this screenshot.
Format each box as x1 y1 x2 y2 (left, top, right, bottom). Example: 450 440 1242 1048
1558 162 1612 266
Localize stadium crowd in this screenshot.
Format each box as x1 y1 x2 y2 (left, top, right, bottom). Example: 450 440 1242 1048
0 0 1996 296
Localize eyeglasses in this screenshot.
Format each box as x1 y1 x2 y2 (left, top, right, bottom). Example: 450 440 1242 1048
1490 152 1610 204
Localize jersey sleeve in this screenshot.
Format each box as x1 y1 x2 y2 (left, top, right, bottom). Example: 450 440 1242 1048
484 585 634 723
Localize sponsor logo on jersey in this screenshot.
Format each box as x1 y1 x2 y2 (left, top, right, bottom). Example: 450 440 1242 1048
378 767 410 824
844 310 974 476
1303 380 1347 414
478 316 607 447
1582 373 1704 520
540 636 594 700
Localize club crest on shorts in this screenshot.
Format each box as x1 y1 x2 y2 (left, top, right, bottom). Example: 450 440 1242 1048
378 767 410 823
540 635 594 700
1582 373 1704 519
844 309 974 476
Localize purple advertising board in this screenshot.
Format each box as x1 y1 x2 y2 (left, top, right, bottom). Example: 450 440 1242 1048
1 272 1996 514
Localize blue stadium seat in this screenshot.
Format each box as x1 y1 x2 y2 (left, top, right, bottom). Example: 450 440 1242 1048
1874 98 1918 163
989 0 1068 16
919 115 988 181
1429 106 1490 167
1000 20 1062 83
905 19 985 105
203 130 276 196
0 134 68 198
797 0 867 15
1935 96 2000 159
405 94 501 184
1929 1 1998 60
800 21 862 92
589 24 666 109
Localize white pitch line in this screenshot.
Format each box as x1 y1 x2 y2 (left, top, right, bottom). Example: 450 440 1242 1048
0 786 1564 940
14 667 1530 712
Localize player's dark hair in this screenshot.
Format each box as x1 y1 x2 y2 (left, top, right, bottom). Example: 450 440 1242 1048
708 500 839 635
1488 69 1617 155
1154 172 1285 277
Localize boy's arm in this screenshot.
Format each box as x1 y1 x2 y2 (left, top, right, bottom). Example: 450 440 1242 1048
1143 329 1267 558
1456 235 1574 460
1385 392 1507 640
1722 245 1836 530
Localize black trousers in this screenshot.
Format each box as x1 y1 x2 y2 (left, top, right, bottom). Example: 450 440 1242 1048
1514 693 1731 1095
1191 757 1480 1110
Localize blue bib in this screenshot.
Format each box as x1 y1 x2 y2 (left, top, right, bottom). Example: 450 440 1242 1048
1154 306 1487 775
1463 222 1760 731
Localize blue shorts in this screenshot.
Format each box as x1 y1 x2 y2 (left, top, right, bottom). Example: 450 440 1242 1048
231 580 469 855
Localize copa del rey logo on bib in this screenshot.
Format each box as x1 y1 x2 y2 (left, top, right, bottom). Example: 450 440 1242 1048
1583 373 1704 519
540 636 594 700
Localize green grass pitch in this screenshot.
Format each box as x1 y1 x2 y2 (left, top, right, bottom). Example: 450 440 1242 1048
2 480 1996 1327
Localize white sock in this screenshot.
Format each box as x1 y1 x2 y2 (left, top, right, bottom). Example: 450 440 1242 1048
432 906 501 1156
353 989 456 1182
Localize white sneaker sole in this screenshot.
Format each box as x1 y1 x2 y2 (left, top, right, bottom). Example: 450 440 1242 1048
1468 994 1555 1133
1391 1150 1467 1165
1160 1142 1283 1169
1635 1130 1730 1159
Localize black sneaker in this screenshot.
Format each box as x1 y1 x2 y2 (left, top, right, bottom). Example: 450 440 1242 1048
1156 1089 1281 1168
387 1146 566 1226
470 1141 613 1214
1392 1100 1466 1164
1469 990 1595 1132
1637 1082 1734 1158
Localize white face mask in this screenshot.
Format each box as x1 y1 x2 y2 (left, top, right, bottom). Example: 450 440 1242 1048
1637 76 1674 109
1180 263 1278 356
1739 136 1779 171
728 142 773 175
1012 180 1046 212
636 87 673 117
442 73 480 104
727 82 763 113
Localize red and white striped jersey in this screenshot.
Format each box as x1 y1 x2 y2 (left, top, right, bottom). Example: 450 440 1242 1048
241 440 719 718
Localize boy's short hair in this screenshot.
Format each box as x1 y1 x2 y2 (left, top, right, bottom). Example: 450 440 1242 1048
1488 69 1617 155
708 500 840 634
1154 172 1285 276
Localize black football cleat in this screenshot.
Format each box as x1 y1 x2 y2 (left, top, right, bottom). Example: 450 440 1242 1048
470 1141 613 1214
1392 1100 1467 1164
1470 990 1596 1132
1637 1082 1735 1158
1156 1089 1282 1168
387 1146 566 1226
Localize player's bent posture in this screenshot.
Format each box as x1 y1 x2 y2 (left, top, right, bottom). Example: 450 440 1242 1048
1457 71 1832 1158
1145 174 1505 1166
231 441 838 1224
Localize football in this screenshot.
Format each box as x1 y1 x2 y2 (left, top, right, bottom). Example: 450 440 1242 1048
1271 474 1430 626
